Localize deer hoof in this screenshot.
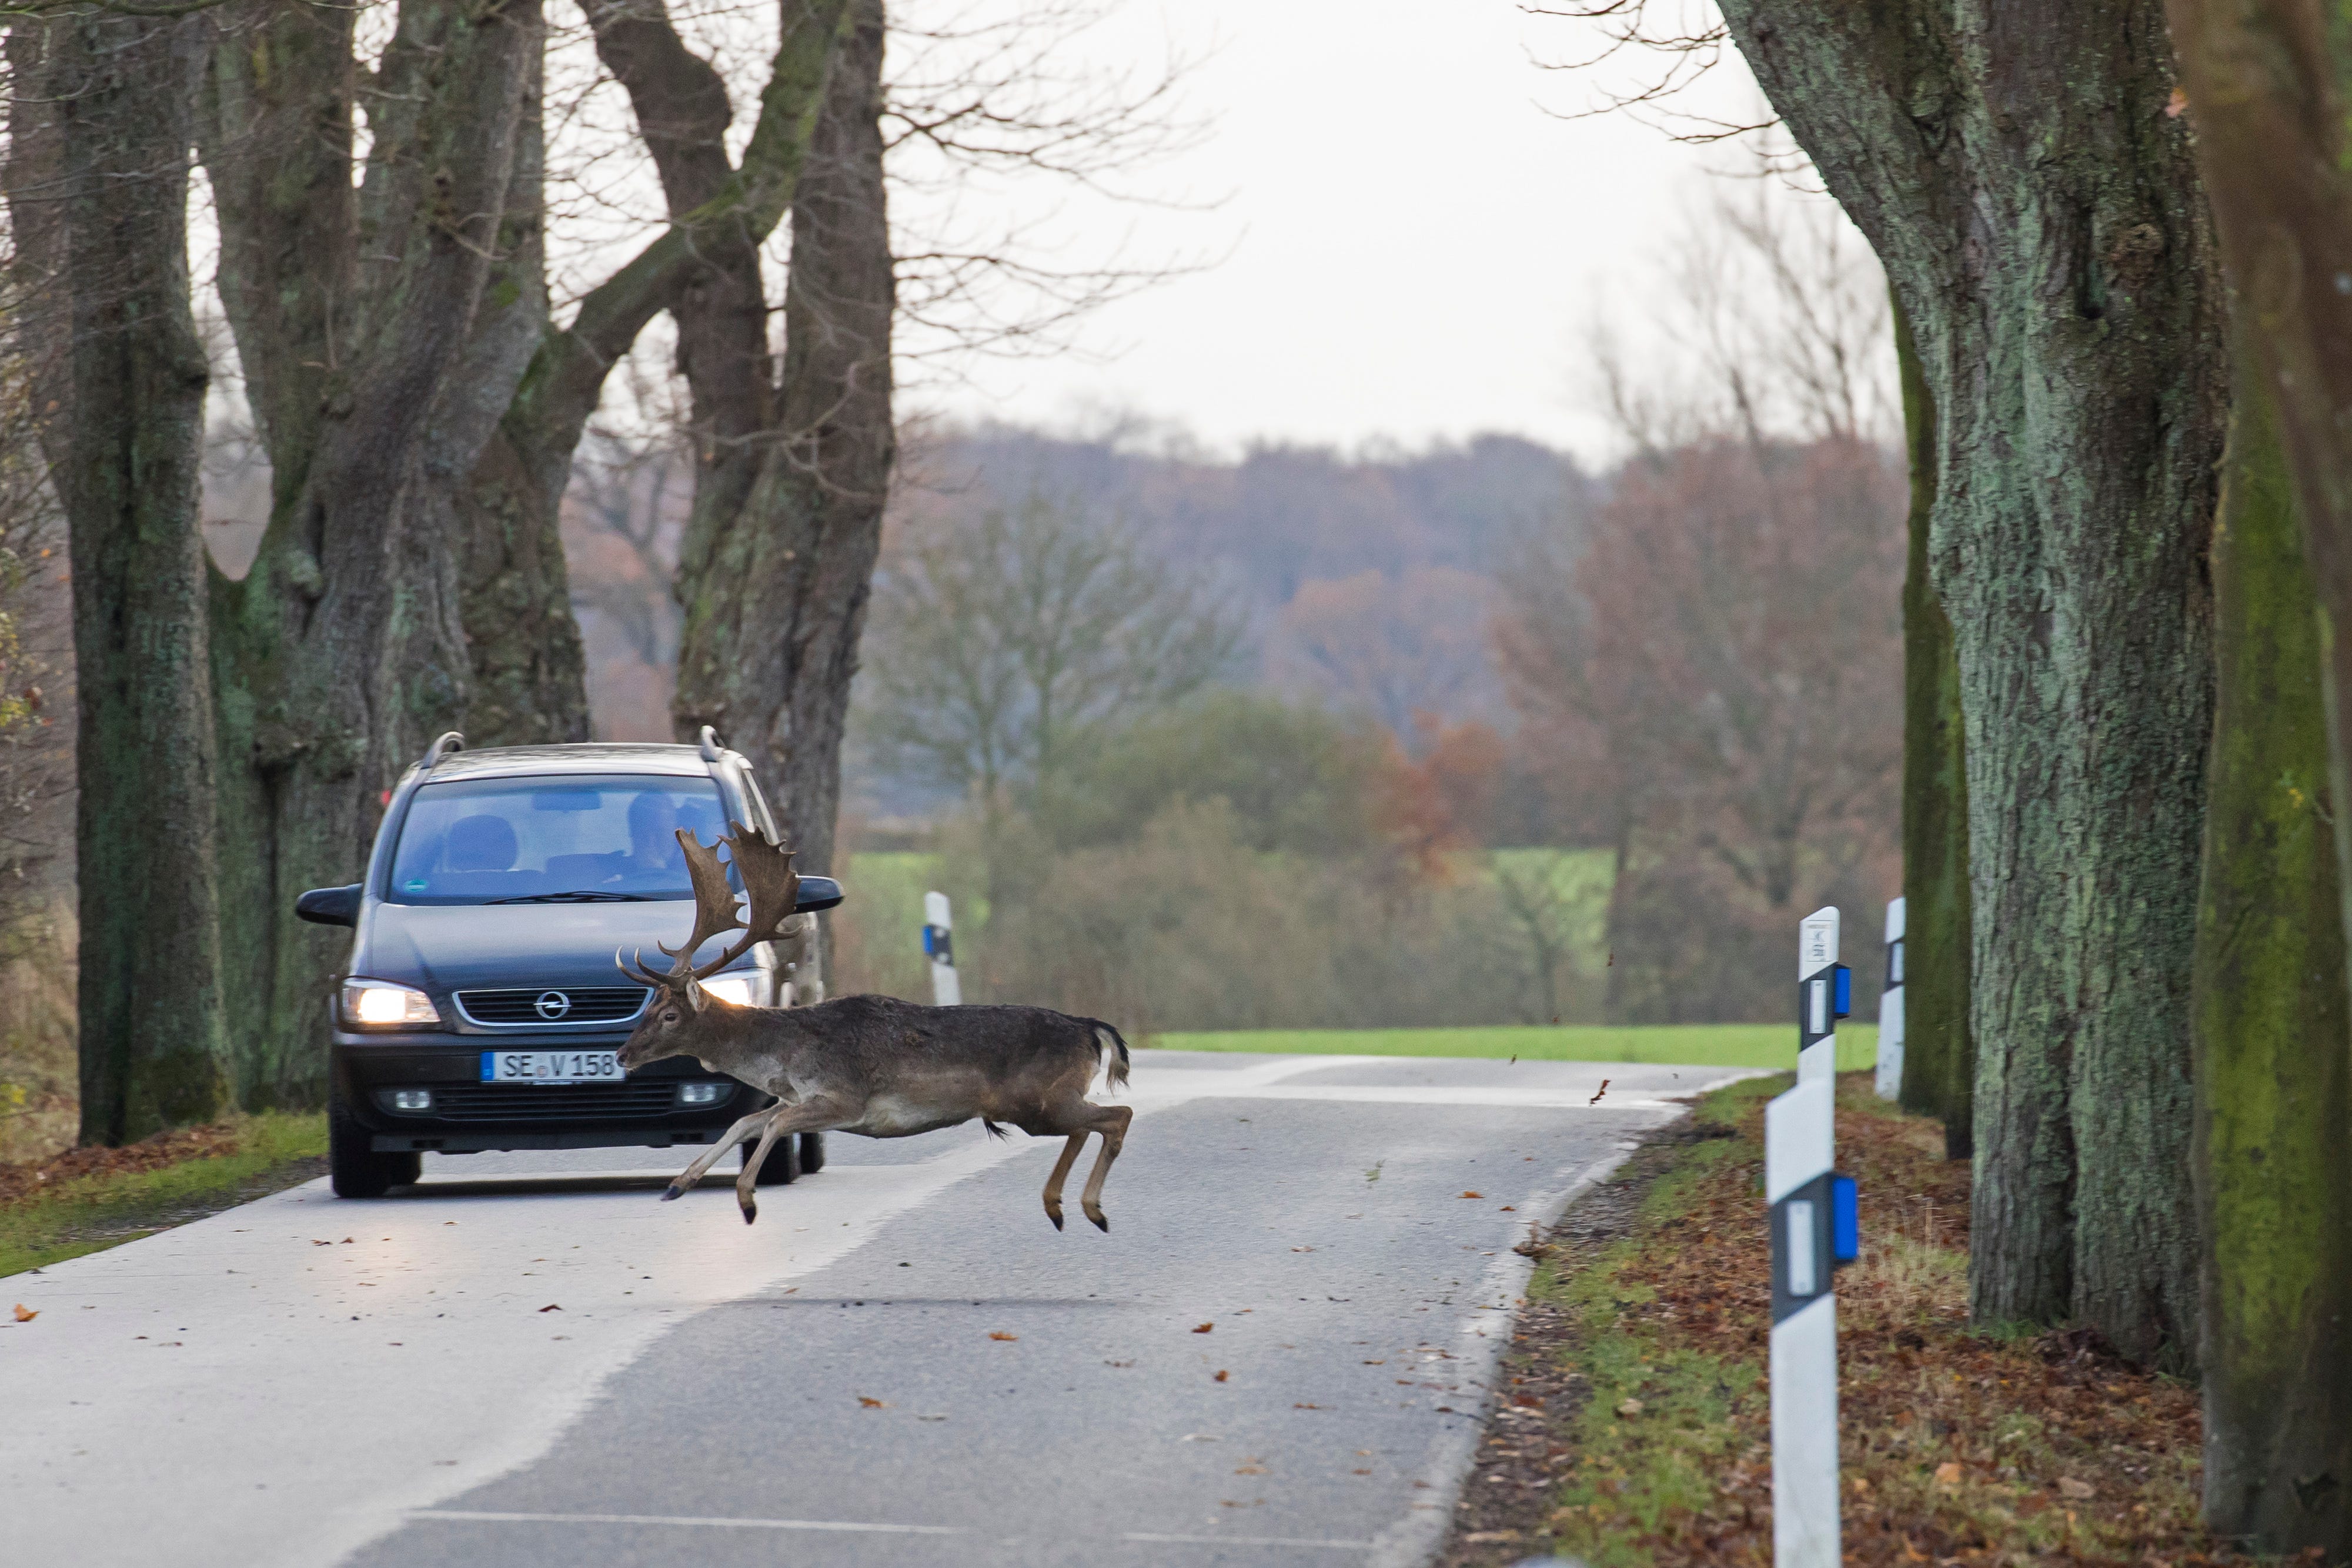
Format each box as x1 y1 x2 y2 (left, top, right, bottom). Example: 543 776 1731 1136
660 1185 684 1202
1087 1209 1109 1233
740 1199 758 1225
1046 1208 1064 1231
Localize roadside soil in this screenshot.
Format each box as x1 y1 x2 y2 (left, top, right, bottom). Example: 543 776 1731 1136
1438 1075 2232 1568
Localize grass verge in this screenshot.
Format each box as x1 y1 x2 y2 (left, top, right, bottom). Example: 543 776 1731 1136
1156 1024 1879 1074
1439 1075 2219 1567
1 1113 328 1279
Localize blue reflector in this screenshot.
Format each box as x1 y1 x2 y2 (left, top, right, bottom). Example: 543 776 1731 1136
1832 1174 1858 1262
1833 964 1852 1019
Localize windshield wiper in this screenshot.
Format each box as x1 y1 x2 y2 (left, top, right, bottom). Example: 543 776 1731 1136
483 890 655 904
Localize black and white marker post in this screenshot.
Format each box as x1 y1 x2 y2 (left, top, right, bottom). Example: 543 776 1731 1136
1874 897 1906 1101
1769 906 1857 1567
923 890 961 1006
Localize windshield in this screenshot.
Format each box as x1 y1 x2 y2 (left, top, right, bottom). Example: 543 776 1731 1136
386 774 727 905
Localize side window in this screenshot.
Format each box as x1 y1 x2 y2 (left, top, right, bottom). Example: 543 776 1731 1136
739 767 782 841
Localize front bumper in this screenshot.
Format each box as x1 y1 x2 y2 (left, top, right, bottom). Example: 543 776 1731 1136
332 1031 759 1154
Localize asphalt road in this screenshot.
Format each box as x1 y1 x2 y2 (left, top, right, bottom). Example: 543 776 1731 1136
1 1051 1752 1568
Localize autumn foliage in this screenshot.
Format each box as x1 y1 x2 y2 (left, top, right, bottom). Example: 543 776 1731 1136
1499 436 1905 1019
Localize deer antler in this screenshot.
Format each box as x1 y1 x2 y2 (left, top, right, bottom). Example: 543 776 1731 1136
643 821 802 986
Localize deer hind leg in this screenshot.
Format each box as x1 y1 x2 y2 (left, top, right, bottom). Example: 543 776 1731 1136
1041 1133 1088 1231
1077 1104 1134 1232
663 1108 781 1201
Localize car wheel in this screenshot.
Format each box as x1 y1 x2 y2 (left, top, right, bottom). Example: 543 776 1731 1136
746 1135 800 1186
329 1095 412 1199
797 1131 826 1174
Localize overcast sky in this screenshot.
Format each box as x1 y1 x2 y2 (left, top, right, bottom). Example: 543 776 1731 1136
906 0 1782 466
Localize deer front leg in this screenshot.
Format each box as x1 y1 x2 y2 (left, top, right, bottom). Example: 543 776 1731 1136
719 1096 853 1224
734 1105 796 1226
663 1108 779 1201
1041 1133 1088 1231
1077 1104 1133 1232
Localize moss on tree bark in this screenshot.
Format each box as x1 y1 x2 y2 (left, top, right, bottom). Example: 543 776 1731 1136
1893 296 1973 1159
2189 330 2352 1559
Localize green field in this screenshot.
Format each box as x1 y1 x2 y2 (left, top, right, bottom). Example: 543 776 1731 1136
1154 1023 1878 1073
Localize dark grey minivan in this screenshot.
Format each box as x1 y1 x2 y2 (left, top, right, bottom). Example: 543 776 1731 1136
296 730 843 1199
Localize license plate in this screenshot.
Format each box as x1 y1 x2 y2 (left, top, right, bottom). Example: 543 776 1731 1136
480 1049 625 1084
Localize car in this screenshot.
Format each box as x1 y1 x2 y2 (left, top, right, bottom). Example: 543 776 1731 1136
296 728 845 1199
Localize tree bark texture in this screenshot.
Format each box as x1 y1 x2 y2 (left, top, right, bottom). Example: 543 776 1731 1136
8 15 232 1140
200 0 543 1104
2189 337 2352 1559
1892 297 1974 1159
669 0 894 878
1718 1 2226 1365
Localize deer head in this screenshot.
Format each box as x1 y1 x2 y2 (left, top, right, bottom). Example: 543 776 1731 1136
617 821 801 1070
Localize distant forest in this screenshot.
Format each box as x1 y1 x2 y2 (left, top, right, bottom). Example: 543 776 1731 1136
568 420 1595 804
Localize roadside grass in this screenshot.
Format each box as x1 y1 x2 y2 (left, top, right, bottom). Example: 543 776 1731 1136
1449 1074 2213 1568
1155 1024 1879 1073
0 1112 328 1279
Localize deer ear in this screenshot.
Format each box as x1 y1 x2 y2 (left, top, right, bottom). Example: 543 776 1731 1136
683 975 707 1011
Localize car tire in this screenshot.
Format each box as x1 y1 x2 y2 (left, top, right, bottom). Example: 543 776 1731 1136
746 1135 800 1186
797 1131 825 1174
329 1096 415 1199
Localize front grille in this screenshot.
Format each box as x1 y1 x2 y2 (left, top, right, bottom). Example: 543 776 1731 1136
423 1082 728 1123
455 985 649 1027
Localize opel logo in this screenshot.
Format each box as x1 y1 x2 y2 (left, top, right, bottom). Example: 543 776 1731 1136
534 990 573 1021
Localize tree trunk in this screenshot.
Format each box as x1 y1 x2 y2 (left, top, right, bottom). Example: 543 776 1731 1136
670 0 894 877
1892 296 1973 1159
202 0 543 1105
1719 1 2226 1366
8 14 230 1141
2190 332 2352 1559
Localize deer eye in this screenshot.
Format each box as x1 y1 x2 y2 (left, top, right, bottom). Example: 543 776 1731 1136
662 1008 681 1024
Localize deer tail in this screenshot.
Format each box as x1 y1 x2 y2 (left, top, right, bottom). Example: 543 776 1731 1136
1087 1020 1132 1093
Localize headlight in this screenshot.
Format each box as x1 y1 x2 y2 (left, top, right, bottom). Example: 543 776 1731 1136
698 974 761 1008
342 979 441 1027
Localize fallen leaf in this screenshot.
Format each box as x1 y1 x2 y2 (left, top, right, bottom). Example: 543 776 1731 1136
1615 1398 1644 1417
1294 1402 1322 1409
1461 1191 1484 1199
1499 1205 1515 1212
1104 1359 1134 1368
1353 1467 1372 1475
2059 1476 2095 1500
1234 1464 1266 1475
1935 1460 1963 1486
538 1303 562 1312
988 1331 1018 1342
1214 1369 1230 1382
13 1303 36 1322
1589 1079 1610 1105
857 1396 887 1408
2166 84 2189 118
1193 1322 1214 1333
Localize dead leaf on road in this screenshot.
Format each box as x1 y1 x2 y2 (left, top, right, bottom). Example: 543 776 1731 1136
1193 1322 1214 1333
13 1303 36 1322
537 1304 562 1313
1589 1079 1610 1105
1214 1370 1230 1382
858 1396 887 1409
988 1331 1018 1341
1461 1191 1484 1199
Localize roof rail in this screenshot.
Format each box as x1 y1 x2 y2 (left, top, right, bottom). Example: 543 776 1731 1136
697 725 726 763
422 731 465 769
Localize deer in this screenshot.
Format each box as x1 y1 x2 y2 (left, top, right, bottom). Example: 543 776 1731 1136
615 821 1134 1229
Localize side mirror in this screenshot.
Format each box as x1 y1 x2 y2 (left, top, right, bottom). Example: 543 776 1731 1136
296 884 363 927
793 876 845 913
